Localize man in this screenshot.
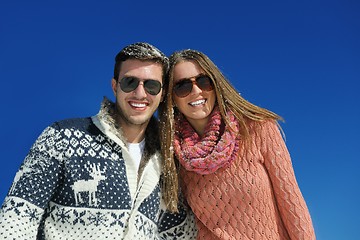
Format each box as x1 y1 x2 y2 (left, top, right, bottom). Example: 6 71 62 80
0 42 197 239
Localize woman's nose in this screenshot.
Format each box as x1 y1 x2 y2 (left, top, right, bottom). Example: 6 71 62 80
190 82 203 95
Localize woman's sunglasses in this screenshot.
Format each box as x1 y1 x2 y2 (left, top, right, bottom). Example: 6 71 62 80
118 76 162 96
173 75 214 98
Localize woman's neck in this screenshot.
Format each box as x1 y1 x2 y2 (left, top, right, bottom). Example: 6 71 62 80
186 117 209 137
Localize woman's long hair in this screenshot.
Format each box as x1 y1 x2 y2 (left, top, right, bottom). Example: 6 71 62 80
159 49 282 212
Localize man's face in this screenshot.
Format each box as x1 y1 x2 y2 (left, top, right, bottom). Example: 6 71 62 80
111 59 163 129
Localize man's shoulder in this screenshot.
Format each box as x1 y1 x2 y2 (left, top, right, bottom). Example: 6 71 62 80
52 117 94 130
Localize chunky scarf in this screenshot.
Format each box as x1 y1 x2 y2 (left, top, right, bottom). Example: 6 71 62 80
174 106 240 175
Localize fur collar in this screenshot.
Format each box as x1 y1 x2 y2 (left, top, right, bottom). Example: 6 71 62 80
97 97 126 143
97 97 161 164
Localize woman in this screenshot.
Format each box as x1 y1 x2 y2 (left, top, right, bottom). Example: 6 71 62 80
159 49 315 239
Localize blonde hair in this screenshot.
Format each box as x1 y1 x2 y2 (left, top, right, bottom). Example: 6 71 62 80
159 49 283 212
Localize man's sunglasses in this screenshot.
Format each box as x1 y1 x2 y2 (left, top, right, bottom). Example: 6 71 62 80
173 75 214 98
118 77 162 96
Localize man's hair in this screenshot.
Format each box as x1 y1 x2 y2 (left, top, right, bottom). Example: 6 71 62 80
113 42 169 80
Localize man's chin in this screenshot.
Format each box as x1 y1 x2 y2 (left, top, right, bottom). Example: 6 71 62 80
127 116 151 126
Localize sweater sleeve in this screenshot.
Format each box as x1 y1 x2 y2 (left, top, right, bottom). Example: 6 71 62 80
260 121 316 240
157 195 198 240
0 123 63 239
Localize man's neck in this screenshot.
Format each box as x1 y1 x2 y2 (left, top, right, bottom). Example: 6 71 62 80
122 126 146 143
116 117 148 143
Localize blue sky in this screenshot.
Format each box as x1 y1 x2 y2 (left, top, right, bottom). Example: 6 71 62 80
0 0 359 239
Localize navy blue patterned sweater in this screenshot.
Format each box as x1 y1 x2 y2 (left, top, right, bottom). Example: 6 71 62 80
0 98 197 239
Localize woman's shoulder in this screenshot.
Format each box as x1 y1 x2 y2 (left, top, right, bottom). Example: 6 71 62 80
247 118 278 132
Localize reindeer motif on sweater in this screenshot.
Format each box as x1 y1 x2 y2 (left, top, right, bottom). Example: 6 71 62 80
72 163 107 206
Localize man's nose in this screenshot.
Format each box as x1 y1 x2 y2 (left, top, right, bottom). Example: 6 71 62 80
133 82 147 97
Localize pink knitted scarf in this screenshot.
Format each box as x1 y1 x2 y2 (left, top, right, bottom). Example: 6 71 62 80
174 106 240 175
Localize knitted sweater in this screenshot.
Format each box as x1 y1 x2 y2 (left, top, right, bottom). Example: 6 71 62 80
179 120 315 240
0 99 197 240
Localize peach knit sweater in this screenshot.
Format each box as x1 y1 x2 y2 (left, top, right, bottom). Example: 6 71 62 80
179 120 315 240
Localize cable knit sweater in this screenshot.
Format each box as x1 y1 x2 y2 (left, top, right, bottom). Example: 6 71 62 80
0 98 197 240
179 120 315 240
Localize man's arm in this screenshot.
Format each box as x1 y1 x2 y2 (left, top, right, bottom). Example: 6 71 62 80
157 194 198 240
0 124 63 239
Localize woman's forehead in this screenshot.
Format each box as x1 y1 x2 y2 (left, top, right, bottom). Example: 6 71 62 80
173 61 204 80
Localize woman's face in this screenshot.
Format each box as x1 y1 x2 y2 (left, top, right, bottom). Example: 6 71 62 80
172 60 216 130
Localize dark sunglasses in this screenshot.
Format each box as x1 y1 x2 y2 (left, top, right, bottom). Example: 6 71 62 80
118 76 162 96
173 75 214 98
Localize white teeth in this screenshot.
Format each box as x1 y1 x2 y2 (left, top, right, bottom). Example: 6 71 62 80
130 102 146 108
190 99 205 106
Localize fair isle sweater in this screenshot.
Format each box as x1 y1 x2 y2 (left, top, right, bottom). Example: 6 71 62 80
179 120 315 240
0 99 197 240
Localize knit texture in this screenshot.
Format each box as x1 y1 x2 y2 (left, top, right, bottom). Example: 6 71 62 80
179 120 315 240
0 98 197 240
174 107 240 174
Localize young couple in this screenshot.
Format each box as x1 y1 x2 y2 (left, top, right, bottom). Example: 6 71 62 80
0 42 315 239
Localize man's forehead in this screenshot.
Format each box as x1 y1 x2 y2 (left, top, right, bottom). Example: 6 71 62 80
119 59 163 80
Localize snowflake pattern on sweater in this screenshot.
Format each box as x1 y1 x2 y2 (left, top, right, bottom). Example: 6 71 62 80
0 100 197 240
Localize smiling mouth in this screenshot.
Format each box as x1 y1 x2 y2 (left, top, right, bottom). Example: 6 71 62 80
129 101 148 108
189 99 206 106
